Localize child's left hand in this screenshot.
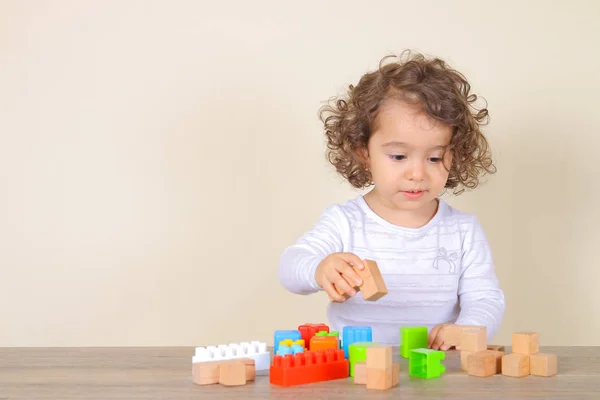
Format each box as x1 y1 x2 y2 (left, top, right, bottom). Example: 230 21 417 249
428 323 460 351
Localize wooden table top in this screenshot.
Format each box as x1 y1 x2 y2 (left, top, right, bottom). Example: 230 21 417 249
1 346 598 399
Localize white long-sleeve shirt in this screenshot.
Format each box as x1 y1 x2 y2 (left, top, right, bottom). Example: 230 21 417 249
278 195 505 345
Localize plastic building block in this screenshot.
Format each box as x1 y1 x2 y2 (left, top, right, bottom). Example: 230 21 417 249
335 259 388 301
298 323 329 350
460 327 487 352
512 332 539 355
348 342 386 377
530 353 557 377
274 330 302 354
409 349 446 379
269 348 349 387
193 341 269 374
277 344 305 356
502 353 530 377
342 326 372 358
192 358 255 385
310 335 338 351
400 327 428 358
467 350 503 377
278 339 305 348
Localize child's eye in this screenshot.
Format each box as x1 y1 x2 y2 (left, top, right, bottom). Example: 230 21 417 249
429 157 442 163
389 155 406 161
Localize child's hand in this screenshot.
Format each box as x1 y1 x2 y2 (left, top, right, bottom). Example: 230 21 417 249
428 323 460 351
315 253 365 302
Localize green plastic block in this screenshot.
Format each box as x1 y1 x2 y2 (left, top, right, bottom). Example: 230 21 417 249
409 348 446 379
316 330 341 349
400 326 428 358
348 342 385 377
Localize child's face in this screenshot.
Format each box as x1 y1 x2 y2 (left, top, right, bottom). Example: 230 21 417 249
362 99 453 212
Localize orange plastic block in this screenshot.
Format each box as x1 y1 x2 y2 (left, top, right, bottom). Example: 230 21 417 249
310 335 338 351
298 323 329 350
269 348 349 387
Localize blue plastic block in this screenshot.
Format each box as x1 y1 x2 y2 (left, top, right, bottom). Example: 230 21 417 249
273 330 302 354
342 326 373 358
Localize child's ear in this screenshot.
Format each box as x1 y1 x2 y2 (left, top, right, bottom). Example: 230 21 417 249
356 147 370 169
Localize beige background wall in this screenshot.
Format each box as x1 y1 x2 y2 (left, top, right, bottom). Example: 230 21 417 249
1 0 598 347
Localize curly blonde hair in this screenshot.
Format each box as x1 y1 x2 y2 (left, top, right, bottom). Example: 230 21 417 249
319 50 495 194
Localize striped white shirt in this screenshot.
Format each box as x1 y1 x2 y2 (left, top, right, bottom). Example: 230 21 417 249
278 195 505 345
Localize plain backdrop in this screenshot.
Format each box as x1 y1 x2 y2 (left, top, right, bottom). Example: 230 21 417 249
1 0 599 347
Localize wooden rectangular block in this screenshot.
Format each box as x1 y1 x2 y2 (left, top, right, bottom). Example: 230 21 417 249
512 332 539 355
192 358 255 385
354 361 366 384
460 351 472 371
366 346 392 370
219 362 247 386
366 366 393 390
392 362 400 387
460 327 487 352
443 325 485 347
502 353 530 377
487 344 506 352
468 350 504 377
360 260 388 301
530 353 557 377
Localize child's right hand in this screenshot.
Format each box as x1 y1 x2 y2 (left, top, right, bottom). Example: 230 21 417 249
315 253 365 302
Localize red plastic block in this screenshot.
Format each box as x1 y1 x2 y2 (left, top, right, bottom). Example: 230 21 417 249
270 348 349 387
298 323 329 350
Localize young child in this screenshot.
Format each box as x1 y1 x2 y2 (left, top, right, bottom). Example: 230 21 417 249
278 50 505 349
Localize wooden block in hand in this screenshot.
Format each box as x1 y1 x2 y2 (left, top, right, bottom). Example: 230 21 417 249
502 353 530 377
354 361 366 384
468 350 504 377
366 346 392 370
366 366 393 390
219 362 247 386
512 332 539 355
360 260 388 301
530 353 557 376
460 327 487 352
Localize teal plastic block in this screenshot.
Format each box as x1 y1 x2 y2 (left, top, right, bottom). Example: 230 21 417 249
400 326 428 358
409 348 446 379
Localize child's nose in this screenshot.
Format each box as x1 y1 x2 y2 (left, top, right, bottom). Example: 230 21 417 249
406 160 425 181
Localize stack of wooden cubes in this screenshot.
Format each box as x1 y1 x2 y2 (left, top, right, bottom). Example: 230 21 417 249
353 345 400 390
502 332 557 377
460 326 505 377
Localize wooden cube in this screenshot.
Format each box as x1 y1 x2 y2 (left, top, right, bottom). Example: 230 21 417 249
354 361 366 384
367 346 392 370
460 351 472 371
335 260 387 301
468 350 504 377
219 362 247 386
366 366 393 390
502 353 530 377
530 353 557 377
487 344 506 352
460 327 487 352
192 358 255 385
443 324 484 347
392 362 400 387
512 332 539 355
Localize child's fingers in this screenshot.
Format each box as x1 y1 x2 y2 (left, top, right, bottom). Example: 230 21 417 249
331 272 357 297
428 324 443 348
338 263 363 288
323 281 346 302
430 334 445 350
338 252 366 270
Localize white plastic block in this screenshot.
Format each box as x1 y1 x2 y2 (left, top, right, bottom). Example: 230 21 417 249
192 340 270 374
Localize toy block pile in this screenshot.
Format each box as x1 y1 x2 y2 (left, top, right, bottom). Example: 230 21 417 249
334 259 388 301
191 341 269 386
351 344 400 390
502 332 557 377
